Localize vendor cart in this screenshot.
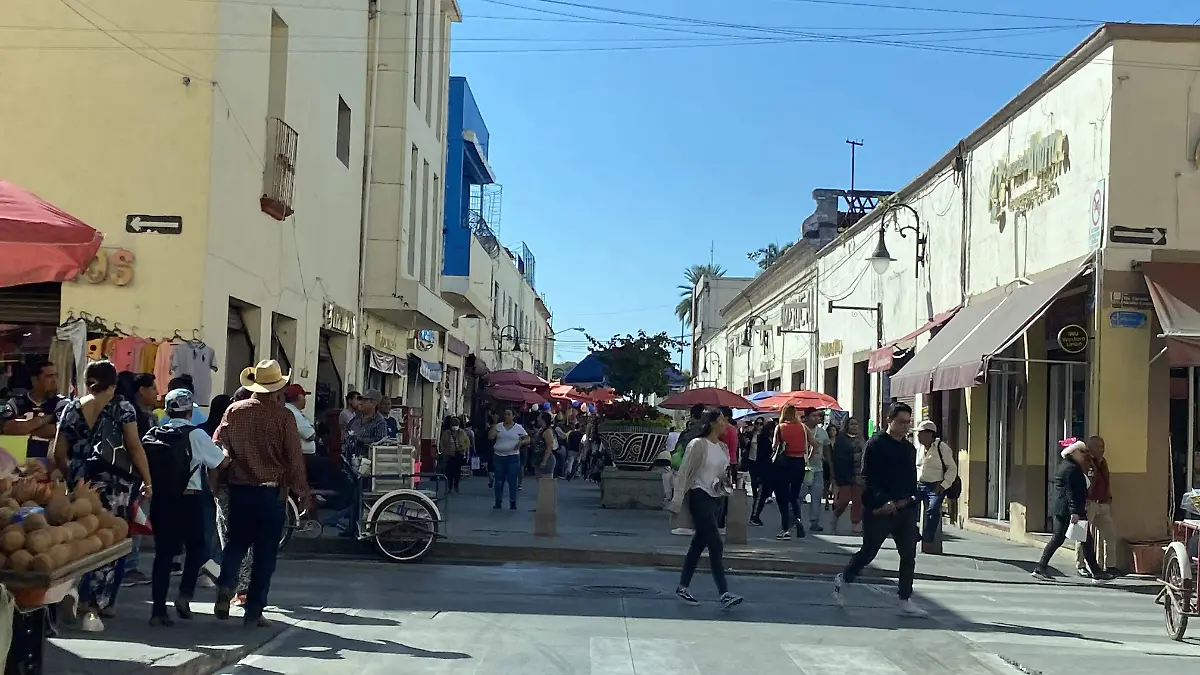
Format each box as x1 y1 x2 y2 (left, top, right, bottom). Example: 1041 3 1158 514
1 539 132 675
1156 490 1200 640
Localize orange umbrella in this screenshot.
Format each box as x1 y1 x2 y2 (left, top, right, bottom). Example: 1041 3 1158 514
755 390 842 412
659 387 755 411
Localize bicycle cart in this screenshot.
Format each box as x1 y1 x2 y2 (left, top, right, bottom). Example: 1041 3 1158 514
281 455 449 563
1156 491 1200 640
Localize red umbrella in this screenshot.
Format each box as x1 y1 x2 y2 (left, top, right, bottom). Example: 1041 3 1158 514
659 387 755 411
483 384 548 406
0 181 103 289
755 390 843 412
485 369 548 389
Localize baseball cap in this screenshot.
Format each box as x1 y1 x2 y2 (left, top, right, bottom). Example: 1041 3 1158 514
283 384 310 402
360 389 383 403
165 388 194 414
916 420 938 433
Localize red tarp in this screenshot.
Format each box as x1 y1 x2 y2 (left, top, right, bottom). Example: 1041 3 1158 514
0 181 102 289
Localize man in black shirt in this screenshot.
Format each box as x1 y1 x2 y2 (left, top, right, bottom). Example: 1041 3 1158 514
832 401 926 617
0 361 65 462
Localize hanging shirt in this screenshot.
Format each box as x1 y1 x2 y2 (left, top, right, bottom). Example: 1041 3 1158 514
154 343 175 396
56 320 88 388
172 342 218 404
137 342 159 374
109 337 143 372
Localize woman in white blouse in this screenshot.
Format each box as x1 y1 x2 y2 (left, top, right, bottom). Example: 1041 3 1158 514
667 409 744 611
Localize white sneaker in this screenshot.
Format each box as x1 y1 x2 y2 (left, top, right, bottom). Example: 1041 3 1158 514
898 599 928 617
718 592 744 611
198 575 216 588
832 573 845 606
670 528 694 536
79 612 105 632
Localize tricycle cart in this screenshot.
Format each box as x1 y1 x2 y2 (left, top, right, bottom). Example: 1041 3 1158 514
2 539 132 675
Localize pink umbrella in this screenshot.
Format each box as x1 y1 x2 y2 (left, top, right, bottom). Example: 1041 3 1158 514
0 181 103 288
485 369 548 389
483 385 548 406
755 391 842 412
659 387 756 411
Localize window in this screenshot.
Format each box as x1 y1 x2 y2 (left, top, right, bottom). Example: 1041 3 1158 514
336 96 351 167
267 12 289 120
413 0 424 107
407 144 419 276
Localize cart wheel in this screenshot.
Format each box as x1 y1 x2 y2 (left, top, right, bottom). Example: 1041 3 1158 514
1164 548 1190 641
280 495 300 551
369 492 438 563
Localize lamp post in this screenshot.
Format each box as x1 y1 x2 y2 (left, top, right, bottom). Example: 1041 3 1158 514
700 351 722 384
741 315 767 393
866 202 927 278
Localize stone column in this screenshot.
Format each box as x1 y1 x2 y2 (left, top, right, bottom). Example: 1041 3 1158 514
534 476 557 537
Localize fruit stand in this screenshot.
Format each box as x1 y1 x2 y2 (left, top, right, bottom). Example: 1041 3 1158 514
0 471 134 674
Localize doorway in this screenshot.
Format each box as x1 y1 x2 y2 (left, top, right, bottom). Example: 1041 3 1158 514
823 366 839 399
986 370 1016 521
852 360 870 429
1045 362 1087 529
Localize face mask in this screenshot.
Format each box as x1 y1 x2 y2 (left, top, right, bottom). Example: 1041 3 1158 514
451 425 460 431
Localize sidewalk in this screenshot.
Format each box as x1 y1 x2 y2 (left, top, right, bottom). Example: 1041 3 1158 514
290 474 1159 590
45 580 291 675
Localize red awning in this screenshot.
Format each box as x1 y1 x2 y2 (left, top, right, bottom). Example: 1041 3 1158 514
0 181 103 289
867 307 960 374
1143 262 1200 366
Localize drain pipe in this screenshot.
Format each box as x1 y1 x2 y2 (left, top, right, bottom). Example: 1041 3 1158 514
356 0 383 324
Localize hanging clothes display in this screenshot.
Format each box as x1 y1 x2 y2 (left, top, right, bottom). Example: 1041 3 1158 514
55 318 87 385
170 340 218 404
47 339 74 396
154 342 174 396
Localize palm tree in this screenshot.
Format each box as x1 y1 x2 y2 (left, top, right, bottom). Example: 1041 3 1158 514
748 241 794 271
676 263 726 326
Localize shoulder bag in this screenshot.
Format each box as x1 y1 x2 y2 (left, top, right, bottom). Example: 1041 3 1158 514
936 440 962 500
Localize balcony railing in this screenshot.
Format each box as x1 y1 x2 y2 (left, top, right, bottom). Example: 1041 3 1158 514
261 117 298 221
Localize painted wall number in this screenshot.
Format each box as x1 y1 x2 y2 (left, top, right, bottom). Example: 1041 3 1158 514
81 248 135 286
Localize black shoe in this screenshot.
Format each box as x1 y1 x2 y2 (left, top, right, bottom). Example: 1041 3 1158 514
214 588 233 620
174 597 194 620
1031 569 1053 582
149 614 174 627
749 516 763 527
244 615 272 628
493 503 502 510
510 503 517 510
795 521 806 538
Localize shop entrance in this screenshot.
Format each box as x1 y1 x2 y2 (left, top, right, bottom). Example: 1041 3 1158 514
823 366 839 399
852 359 870 428
1045 362 1087 529
986 369 1017 521
225 301 258 397
315 330 346 417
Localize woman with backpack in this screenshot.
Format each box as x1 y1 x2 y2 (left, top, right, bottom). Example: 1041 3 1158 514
914 419 959 554
51 360 154 632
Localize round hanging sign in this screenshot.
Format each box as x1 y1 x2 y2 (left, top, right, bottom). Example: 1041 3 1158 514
1057 324 1089 354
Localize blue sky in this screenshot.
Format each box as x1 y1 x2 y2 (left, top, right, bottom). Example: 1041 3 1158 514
448 0 1199 368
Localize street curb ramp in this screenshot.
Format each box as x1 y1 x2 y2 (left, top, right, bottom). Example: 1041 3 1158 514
122 622 287 675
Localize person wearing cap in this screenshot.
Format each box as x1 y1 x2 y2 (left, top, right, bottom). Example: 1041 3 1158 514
283 385 317 456
914 420 958 554
331 389 388 534
212 359 312 627
1033 438 1107 581
144 389 229 626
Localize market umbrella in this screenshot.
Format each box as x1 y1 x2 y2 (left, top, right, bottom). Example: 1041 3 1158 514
484 369 548 389
0 181 103 288
659 387 755 411
482 384 548 406
733 390 778 419
755 390 843 412
561 353 608 388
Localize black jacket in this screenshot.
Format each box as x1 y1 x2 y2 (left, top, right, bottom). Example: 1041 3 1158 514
861 432 918 513
1051 455 1088 518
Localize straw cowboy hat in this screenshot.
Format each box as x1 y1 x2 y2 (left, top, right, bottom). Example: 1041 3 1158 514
239 359 290 393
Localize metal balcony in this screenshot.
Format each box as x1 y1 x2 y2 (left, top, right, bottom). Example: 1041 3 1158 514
260 117 298 221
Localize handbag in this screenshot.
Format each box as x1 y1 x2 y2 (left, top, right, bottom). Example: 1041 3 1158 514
87 403 135 479
936 441 962 500
1066 519 1089 542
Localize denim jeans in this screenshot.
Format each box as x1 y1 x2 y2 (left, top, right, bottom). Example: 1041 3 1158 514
493 454 520 506
801 470 825 526
126 536 142 573
218 485 285 620
917 482 946 544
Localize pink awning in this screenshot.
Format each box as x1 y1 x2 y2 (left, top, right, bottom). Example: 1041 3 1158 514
867 307 960 374
0 181 103 289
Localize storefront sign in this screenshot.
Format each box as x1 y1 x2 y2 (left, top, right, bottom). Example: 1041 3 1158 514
419 359 443 383
79 248 135 286
415 329 436 351
988 130 1069 222
373 330 397 353
1110 291 1153 310
322 302 356 335
1056 324 1089 354
1110 311 1147 329
819 340 843 358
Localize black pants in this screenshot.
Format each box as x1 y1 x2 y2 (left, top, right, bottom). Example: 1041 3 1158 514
843 508 920 600
773 455 806 531
1039 514 1100 572
751 457 773 517
150 493 208 615
445 454 464 491
679 489 728 595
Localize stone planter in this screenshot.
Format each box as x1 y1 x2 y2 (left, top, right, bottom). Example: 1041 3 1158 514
596 423 670 471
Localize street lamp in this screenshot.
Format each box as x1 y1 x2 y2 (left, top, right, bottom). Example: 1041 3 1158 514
700 351 722 378
553 326 584 336
866 202 927 278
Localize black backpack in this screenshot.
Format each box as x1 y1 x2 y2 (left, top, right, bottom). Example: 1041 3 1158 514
141 423 198 497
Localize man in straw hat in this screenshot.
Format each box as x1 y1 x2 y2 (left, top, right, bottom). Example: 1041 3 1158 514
212 360 313 627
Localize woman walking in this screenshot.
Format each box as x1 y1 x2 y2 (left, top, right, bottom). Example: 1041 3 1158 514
749 419 776 527
488 408 528 510
773 404 811 540
830 417 866 535
667 409 744 610
1032 439 1108 581
439 416 470 493
52 360 155 632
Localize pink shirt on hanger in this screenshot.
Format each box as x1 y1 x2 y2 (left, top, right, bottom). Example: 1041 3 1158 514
109 337 144 372
154 342 175 395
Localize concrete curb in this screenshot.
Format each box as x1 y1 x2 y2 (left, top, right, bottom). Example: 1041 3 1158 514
281 537 1157 592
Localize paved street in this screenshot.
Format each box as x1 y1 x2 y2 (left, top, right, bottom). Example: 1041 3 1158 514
186 558 1196 675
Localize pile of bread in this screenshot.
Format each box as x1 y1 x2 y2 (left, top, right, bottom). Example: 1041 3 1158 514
0 478 128 574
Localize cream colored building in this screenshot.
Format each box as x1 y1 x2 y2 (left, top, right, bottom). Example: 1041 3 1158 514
696 24 1200 566
0 0 459 431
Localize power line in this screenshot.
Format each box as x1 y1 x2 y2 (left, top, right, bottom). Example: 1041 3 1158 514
763 0 1109 24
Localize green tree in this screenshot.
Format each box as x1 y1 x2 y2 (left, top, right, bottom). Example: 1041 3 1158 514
675 264 726 327
748 242 794 271
587 331 685 398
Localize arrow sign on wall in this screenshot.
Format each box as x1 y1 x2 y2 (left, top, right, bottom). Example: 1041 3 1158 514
125 214 183 235
1109 226 1166 246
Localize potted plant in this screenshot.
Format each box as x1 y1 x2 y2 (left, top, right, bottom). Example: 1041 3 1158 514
588 331 682 470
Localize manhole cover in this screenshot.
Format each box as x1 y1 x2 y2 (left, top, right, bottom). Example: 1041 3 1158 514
590 530 634 537
580 585 659 597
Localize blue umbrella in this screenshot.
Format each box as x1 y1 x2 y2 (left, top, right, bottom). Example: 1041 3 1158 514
733 390 777 418
561 353 609 388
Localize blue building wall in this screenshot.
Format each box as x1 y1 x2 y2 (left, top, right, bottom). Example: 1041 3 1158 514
442 77 492 277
